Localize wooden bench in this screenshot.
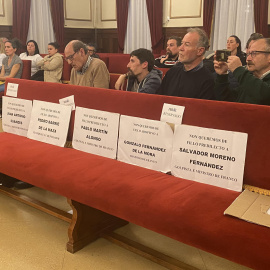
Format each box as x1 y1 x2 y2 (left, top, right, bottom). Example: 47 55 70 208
0 78 269 270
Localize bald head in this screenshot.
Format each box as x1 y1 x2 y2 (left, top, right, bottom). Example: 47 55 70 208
64 40 89 71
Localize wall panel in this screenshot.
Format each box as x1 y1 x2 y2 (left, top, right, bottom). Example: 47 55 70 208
0 25 12 40
64 28 95 46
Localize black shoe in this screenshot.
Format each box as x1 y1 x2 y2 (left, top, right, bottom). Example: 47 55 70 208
0 174 17 188
13 181 33 189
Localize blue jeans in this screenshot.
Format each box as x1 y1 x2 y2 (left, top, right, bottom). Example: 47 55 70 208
0 83 5 92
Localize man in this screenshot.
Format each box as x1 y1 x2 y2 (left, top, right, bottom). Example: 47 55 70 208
154 36 181 68
158 28 215 100
65 40 109 88
115 48 162 94
86 43 100 59
214 38 270 105
245 33 263 54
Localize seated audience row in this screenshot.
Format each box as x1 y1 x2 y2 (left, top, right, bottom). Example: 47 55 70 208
108 29 270 107
114 28 215 100
20 41 63 83
1 30 269 107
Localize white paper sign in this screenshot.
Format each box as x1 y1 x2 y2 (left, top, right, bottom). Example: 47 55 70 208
160 103 185 124
6 83 19 97
27 100 72 147
171 125 248 192
118 115 173 173
59 95 75 111
2 96 32 137
72 107 120 159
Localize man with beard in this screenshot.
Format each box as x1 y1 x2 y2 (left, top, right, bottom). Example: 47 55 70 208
214 38 270 105
115 48 162 94
64 40 109 88
154 36 181 68
158 28 215 100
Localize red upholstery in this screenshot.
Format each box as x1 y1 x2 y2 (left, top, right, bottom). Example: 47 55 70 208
109 73 127 90
154 67 169 78
107 55 130 74
21 60 31 80
61 60 71 82
99 55 109 68
2 78 270 269
4 78 270 191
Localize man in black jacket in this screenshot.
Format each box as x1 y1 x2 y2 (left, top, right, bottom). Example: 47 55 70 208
158 28 215 100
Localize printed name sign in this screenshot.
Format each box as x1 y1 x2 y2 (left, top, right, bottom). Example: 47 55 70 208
59 95 75 111
72 107 120 159
6 83 19 97
160 103 185 124
171 125 248 192
118 115 173 173
27 100 72 147
2 96 32 137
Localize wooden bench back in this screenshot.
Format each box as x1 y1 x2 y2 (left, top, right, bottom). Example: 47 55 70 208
4 77 270 190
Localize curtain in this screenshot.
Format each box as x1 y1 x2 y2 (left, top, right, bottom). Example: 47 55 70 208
50 0 65 52
146 0 163 54
116 0 129 53
203 0 215 39
27 0 55 54
12 0 31 54
124 0 152 54
254 0 268 37
211 0 254 51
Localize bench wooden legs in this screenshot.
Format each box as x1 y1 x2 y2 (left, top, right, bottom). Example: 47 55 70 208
66 199 128 253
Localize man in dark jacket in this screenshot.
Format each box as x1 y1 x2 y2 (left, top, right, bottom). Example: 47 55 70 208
115 48 162 94
214 38 270 105
158 28 215 100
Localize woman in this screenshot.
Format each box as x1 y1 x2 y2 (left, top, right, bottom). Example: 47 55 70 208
20 40 43 79
0 39 23 92
226 35 246 65
37 42 63 83
0 37 7 70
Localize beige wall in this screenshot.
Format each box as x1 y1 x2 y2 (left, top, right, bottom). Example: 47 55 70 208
64 0 117 29
65 0 203 29
2 0 270 29
0 0 13 26
163 0 203 27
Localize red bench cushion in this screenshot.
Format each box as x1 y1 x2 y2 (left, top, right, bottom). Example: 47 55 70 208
0 132 269 269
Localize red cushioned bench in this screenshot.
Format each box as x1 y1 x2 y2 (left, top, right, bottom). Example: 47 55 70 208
0 78 270 269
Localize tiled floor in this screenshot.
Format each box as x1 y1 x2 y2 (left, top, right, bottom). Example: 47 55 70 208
0 118 251 270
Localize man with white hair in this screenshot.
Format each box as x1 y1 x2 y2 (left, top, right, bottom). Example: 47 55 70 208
158 28 215 100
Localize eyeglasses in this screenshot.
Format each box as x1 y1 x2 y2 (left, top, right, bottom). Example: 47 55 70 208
65 51 77 62
246 51 270 58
